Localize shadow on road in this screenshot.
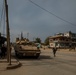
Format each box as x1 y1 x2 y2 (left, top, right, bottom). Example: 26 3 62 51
39 55 53 59
13 55 53 62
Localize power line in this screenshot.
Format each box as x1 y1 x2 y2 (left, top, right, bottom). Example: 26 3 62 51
0 0 5 31
3 2 6 35
0 0 6 35
29 0 76 26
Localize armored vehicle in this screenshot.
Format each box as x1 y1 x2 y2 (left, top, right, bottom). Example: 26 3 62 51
14 44 41 58
14 33 41 58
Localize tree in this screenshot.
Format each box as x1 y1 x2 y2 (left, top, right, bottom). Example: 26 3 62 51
44 37 49 45
35 37 41 43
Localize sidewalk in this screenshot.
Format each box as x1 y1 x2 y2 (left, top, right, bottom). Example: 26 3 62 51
0 58 22 70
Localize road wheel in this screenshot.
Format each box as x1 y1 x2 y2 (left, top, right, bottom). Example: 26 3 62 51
35 53 40 59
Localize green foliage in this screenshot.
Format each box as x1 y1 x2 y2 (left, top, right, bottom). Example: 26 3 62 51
44 37 49 45
35 37 41 43
0 36 6 45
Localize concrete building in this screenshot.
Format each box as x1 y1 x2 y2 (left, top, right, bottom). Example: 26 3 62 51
49 31 76 48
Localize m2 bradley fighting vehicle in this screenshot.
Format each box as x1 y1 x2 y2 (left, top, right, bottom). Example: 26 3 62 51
14 33 41 58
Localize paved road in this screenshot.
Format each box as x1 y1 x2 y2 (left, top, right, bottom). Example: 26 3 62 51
0 49 76 75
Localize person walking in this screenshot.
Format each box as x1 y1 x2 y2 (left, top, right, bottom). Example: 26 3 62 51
0 48 2 58
52 47 57 57
1 44 7 58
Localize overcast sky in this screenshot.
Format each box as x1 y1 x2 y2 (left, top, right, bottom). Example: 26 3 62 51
0 0 76 42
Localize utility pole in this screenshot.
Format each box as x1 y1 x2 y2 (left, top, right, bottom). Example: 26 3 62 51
4 0 11 65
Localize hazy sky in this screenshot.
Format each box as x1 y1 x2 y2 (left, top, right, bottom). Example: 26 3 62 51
0 0 76 42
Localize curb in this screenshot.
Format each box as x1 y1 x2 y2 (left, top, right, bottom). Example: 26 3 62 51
0 58 22 70
6 62 22 70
